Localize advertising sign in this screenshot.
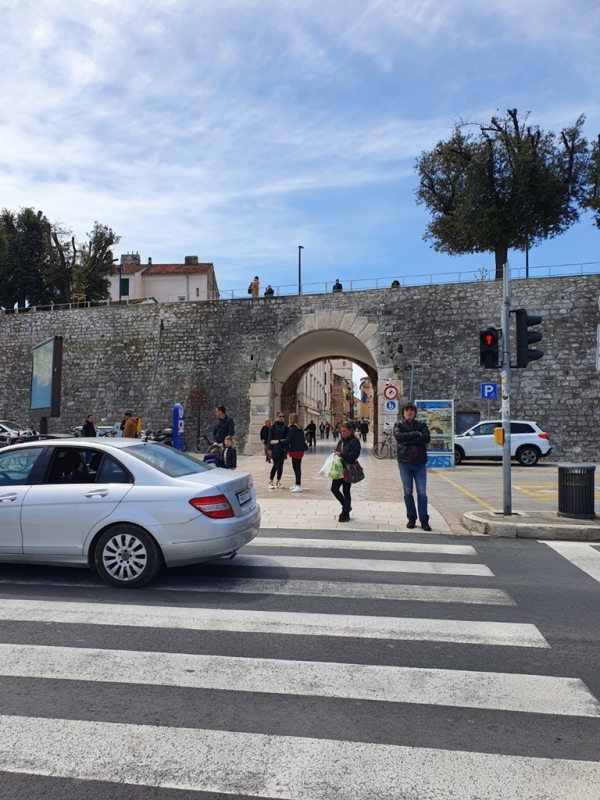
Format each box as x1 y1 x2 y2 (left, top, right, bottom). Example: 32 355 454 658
30 336 63 418
172 402 185 451
415 399 454 468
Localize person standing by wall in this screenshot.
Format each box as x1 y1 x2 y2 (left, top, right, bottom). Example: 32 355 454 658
332 279 343 293
260 418 272 462
122 410 138 438
330 421 361 522
81 413 96 437
268 412 288 489
394 402 431 531
286 413 307 493
319 422 325 439
304 419 316 448
212 406 235 445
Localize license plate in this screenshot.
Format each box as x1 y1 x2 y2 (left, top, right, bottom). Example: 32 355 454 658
237 488 252 505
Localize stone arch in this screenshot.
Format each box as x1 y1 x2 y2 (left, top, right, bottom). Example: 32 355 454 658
246 308 397 453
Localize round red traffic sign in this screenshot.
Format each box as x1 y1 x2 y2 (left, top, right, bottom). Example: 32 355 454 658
383 385 398 401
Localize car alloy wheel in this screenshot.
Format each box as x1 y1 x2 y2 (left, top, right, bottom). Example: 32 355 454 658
516 447 539 467
94 525 162 588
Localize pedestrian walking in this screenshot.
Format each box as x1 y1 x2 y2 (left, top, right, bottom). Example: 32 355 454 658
264 285 274 296
222 435 237 470
81 413 96 437
394 402 431 531
212 406 235 445
332 278 343 293
325 422 331 439
260 418 272 462
359 419 369 443
286 413 307 492
304 419 316 448
268 412 288 489
122 410 139 438
248 276 260 298
319 422 325 439
330 421 361 522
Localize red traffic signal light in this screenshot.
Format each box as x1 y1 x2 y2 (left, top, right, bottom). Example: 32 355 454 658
479 327 500 368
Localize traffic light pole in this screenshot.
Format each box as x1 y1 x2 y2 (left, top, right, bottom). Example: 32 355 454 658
501 264 512 516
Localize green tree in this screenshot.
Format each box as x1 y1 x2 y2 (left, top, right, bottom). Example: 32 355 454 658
75 222 120 302
415 110 589 281
582 134 600 229
0 207 53 307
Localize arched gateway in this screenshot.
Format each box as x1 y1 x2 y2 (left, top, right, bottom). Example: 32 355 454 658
246 308 393 454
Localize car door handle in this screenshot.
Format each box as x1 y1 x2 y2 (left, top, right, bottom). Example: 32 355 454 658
84 489 109 498
0 493 18 502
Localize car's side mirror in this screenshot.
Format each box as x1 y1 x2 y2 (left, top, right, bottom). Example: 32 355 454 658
467 430 475 436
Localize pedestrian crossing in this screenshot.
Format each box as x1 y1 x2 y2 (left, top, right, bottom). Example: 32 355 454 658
0 530 599 799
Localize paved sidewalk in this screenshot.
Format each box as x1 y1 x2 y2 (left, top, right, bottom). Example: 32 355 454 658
239 438 461 535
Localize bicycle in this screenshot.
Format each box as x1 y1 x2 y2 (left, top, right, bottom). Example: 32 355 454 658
372 430 398 460
194 433 213 453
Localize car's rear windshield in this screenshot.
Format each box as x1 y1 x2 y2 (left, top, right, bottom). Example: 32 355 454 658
123 443 213 477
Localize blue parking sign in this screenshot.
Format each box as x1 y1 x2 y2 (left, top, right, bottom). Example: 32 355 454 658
480 383 497 399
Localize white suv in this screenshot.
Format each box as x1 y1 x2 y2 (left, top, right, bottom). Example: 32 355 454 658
454 420 551 467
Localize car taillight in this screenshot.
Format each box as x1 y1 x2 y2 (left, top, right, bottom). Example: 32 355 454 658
189 495 234 519
538 433 549 439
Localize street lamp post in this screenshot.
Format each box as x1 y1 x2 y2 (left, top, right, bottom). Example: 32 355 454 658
298 246 304 295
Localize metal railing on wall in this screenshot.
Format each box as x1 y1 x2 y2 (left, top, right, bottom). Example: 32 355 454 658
1 261 598 314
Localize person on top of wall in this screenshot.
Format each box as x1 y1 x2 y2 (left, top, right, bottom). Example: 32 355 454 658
248 276 260 298
332 278 343 293
212 406 235 445
264 285 274 296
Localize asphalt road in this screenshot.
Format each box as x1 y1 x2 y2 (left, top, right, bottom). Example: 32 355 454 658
0 530 599 798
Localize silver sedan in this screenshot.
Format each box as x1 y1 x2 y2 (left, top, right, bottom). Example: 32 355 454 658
0 439 260 587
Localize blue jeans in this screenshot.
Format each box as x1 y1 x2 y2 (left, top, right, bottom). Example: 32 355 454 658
398 463 428 520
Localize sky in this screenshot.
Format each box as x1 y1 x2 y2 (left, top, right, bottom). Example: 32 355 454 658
1 0 599 295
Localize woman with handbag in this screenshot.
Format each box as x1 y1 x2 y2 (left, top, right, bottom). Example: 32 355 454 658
285 413 307 493
331 421 361 522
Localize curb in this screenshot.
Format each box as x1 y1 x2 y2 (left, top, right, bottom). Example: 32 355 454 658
463 510 600 540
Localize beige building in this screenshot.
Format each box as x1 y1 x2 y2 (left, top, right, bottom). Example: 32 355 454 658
110 254 219 303
297 360 333 429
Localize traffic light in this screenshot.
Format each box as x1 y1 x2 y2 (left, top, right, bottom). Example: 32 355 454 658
515 309 543 368
479 327 500 368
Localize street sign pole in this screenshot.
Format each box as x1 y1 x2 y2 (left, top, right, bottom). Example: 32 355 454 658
501 263 512 516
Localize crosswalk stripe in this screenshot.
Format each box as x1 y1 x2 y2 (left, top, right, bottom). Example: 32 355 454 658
1 643 595 715
156 579 516 604
1 715 598 798
229 555 494 575
542 542 600 585
0 599 549 647
249 538 478 554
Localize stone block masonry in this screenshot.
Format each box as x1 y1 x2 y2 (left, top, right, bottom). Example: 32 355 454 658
1 275 599 460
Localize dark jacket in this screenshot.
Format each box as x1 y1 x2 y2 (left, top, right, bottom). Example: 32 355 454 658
334 433 361 465
212 415 235 444
268 420 289 458
259 425 270 443
304 422 316 434
393 418 431 464
223 446 237 469
81 420 96 437
285 424 307 454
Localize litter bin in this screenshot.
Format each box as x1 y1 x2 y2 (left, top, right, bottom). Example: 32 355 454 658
557 463 596 519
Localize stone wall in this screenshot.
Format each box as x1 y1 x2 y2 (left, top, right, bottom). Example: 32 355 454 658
1 274 599 461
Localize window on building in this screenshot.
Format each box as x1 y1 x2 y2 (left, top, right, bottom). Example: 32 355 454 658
196 287 200 297
119 278 129 297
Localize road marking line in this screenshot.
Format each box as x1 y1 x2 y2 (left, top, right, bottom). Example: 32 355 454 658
0 644 594 715
157 579 516 605
229 555 494 576
432 471 495 510
1 715 598 798
0 599 548 647
542 542 600 585
249 538 478 555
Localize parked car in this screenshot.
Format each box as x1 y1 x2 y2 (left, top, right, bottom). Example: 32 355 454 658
453 420 551 466
0 439 260 587
0 420 34 445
